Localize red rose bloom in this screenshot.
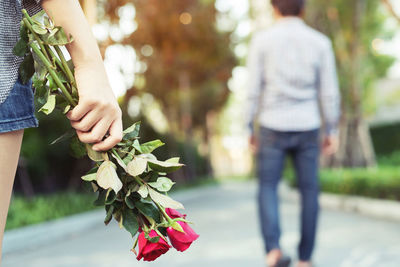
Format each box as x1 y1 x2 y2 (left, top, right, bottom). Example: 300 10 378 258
136 230 170 261
166 208 199 252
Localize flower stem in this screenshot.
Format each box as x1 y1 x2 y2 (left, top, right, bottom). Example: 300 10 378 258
54 45 76 87
22 10 51 64
133 176 144 186
154 202 173 224
132 234 140 252
27 31 76 106
111 148 123 162
44 45 67 75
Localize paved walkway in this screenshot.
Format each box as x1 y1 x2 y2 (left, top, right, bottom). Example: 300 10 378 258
2 182 400 267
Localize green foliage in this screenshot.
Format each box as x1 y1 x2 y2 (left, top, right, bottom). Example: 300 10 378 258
285 165 400 201
5 192 97 231
370 123 400 156
377 150 400 166
102 0 236 144
306 0 395 115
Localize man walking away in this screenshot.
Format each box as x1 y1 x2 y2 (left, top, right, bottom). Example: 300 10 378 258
246 0 341 266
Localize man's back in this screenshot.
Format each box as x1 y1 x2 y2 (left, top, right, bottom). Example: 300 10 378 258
247 17 340 133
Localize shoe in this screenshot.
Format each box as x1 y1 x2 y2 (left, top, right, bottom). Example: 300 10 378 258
273 255 291 267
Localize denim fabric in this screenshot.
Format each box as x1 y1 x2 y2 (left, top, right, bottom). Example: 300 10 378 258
257 127 320 261
0 77 38 133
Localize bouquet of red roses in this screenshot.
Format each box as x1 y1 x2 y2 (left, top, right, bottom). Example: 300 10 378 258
14 9 198 261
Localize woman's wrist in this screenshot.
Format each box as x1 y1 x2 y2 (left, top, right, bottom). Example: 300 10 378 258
69 45 103 69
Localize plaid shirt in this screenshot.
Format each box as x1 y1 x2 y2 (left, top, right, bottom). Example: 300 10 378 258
0 0 41 104
247 18 341 135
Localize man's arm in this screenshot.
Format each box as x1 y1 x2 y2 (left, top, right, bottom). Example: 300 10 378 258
246 33 266 152
246 34 265 133
41 0 122 151
319 39 341 155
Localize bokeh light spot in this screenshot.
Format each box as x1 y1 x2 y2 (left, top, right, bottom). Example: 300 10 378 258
180 12 192 25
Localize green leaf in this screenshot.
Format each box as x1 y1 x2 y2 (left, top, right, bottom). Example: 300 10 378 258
43 27 72 45
132 139 143 153
69 135 86 158
171 221 184 233
47 75 58 91
135 200 161 223
127 157 147 176
145 234 160 243
81 173 97 182
63 105 71 114
86 165 99 175
32 24 47 35
50 130 74 145
91 182 99 192
137 184 149 198
48 27 59 38
32 76 49 105
111 152 127 171
148 187 184 210
122 148 135 165
105 190 117 205
19 22 29 42
166 157 181 164
66 59 75 74
94 189 108 206
147 158 184 173
96 161 123 193
32 10 46 21
31 52 47 80
122 208 139 237
148 177 175 192
125 195 136 209
85 144 105 162
104 205 114 225
13 38 28 57
56 71 67 83
140 140 165 154
38 94 56 115
19 53 35 84
44 16 52 28
123 122 141 140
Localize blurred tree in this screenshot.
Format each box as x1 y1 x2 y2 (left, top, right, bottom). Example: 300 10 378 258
306 0 395 167
381 0 400 23
101 0 236 179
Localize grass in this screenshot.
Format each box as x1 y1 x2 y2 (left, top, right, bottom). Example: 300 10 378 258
5 176 219 231
5 192 98 231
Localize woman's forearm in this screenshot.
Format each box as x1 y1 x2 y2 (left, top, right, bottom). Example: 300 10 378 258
41 0 103 67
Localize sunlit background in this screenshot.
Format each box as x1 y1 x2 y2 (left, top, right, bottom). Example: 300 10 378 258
4 1 400 266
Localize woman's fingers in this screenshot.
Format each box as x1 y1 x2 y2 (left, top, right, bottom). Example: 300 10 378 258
76 117 112 144
66 100 93 121
92 119 123 151
70 111 101 132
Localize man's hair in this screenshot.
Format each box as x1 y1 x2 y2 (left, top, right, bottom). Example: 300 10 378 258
271 0 305 16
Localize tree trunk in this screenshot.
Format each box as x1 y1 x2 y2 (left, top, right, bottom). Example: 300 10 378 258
323 0 376 168
324 115 376 167
179 72 196 182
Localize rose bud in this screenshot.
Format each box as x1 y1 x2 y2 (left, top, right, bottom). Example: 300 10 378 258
166 208 199 252
136 230 170 261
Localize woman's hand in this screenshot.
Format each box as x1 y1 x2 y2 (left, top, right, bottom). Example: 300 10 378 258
67 62 123 151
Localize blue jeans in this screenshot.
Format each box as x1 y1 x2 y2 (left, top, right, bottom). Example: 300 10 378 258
0 77 38 133
257 127 320 261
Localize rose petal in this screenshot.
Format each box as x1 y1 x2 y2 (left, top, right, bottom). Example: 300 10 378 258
165 208 185 219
